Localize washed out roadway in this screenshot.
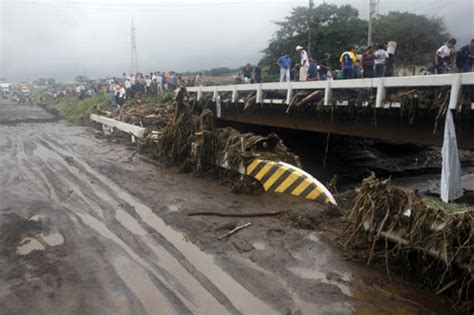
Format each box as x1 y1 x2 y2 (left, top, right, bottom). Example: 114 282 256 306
0 102 454 314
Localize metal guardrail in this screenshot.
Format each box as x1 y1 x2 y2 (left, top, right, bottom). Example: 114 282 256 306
186 73 474 110
90 114 146 138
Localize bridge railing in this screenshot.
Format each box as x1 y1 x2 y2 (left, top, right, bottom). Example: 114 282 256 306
186 73 474 110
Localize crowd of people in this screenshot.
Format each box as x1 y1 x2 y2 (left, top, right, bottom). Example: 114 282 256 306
274 38 474 83
41 38 473 107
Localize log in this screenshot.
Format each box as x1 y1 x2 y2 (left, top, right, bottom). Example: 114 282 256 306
218 222 252 240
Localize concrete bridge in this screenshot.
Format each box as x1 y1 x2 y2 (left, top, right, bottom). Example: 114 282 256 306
186 73 474 149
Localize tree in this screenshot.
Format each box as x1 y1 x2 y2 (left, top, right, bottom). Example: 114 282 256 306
261 5 450 77
261 3 367 76
373 11 449 65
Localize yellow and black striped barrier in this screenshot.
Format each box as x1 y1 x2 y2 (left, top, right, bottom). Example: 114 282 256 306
246 159 337 206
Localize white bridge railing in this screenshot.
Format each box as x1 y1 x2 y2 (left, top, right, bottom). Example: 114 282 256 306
186 73 474 110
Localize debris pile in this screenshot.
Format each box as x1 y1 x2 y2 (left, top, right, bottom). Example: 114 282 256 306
153 89 301 177
342 174 474 312
95 99 175 130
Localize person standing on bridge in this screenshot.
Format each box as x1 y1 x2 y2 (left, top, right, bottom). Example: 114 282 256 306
339 47 356 79
374 44 389 77
243 64 253 84
456 39 474 73
255 63 262 83
296 46 309 81
435 38 456 74
361 46 375 78
318 53 332 81
278 51 291 83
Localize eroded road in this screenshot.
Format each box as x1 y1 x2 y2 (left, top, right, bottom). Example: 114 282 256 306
0 103 453 314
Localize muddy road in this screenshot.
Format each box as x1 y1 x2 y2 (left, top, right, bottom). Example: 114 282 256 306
0 103 454 314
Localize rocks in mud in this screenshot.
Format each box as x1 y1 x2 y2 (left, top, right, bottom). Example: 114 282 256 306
232 239 254 253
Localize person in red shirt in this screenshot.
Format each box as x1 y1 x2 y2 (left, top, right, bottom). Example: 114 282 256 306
361 46 375 78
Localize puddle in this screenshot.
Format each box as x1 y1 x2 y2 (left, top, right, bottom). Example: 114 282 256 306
267 228 285 237
16 237 45 255
113 256 177 315
29 214 46 222
40 232 64 246
252 241 266 250
288 267 352 297
167 198 185 212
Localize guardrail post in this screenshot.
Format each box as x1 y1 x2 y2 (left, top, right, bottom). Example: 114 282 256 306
375 78 386 108
197 86 203 101
286 83 293 105
449 74 462 110
232 86 238 103
212 87 218 101
324 79 332 106
256 84 263 104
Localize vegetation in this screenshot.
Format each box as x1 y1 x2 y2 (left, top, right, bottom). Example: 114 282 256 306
373 11 449 65
260 3 449 75
182 67 239 77
38 93 109 124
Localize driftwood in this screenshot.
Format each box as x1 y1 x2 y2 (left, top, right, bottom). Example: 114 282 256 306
187 211 287 217
218 222 252 240
295 90 323 108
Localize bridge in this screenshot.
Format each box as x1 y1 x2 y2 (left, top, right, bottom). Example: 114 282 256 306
186 73 474 149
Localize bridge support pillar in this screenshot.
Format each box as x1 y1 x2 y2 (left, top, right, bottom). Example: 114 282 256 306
449 74 462 110
324 79 332 106
286 83 293 105
232 86 238 103
375 78 386 108
197 86 203 101
256 84 263 104
212 87 218 101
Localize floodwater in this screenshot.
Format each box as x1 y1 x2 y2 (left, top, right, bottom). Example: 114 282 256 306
16 237 45 255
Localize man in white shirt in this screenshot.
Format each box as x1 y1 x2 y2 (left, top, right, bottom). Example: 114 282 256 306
296 46 309 81
374 44 389 77
435 38 456 74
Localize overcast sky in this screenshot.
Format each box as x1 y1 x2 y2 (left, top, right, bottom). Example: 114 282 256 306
0 0 473 82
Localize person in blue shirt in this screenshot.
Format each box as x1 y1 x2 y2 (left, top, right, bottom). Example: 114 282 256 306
456 39 474 73
277 52 292 82
339 46 356 79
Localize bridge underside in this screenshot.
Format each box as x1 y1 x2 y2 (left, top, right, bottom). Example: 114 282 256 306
218 104 474 149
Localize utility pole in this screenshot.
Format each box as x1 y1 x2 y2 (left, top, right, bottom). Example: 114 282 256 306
307 0 314 57
368 0 379 47
130 19 140 74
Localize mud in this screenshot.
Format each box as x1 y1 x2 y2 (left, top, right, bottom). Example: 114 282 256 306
0 103 457 314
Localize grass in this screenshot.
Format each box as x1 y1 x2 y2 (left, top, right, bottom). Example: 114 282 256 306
39 93 110 125
423 196 474 214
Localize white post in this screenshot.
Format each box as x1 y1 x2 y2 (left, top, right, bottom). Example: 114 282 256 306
324 79 332 106
197 86 203 101
232 86 238 103
375 78 386 108
286 83 293 105
212 87 218 101
256 84 263 104
449 74 462 110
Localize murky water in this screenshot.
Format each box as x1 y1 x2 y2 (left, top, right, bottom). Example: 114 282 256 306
40 232 64 246
16 237 45 255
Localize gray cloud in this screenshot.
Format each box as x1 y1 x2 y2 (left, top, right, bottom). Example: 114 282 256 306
0 0 472 82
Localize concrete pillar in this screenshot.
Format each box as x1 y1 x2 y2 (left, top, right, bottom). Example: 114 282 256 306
232 86 238 103
256 84 263 104
449 74 462 110
375 78 386 108
324 79 332 106
286 83 293 105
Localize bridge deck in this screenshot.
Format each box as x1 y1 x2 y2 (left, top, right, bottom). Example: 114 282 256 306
186 73 474 149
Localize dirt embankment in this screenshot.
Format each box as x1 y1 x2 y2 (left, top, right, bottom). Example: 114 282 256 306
0 102 459 314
